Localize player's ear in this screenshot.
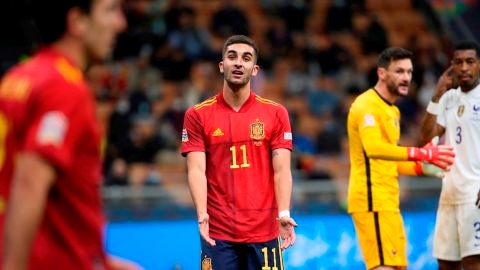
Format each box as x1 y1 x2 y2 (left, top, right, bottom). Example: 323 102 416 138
251 64 259 76
219 61 224 73
66 7 89 38
377 67 386 80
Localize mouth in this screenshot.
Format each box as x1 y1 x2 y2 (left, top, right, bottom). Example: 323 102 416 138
232 70 243 76
459 74 471 82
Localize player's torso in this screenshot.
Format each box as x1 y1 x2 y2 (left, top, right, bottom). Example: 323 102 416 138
441 87 480 203
348 90 401 212
193 94 290 242
0 50 105 267
200 97 278 206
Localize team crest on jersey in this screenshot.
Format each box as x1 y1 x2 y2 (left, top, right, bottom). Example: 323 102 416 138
250 120 265 140
201 257 212 270
457 105 465 117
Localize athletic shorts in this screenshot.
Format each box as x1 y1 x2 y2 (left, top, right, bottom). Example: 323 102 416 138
434 203 480 261
200 237 284 270
351 211 407 269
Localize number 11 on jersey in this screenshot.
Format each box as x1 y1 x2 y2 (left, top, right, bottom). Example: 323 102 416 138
229 144 250 169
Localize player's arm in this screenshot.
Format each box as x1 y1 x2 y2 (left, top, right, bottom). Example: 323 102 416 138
272 148 297 250
396 160 445 178
3 152 55 270
360 118 454 169
419 67 452 145
185 151 215 246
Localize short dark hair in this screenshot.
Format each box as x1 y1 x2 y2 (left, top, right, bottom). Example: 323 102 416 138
222 35 259 61
454 40 480 58
31 0 93 44
377 47 413 68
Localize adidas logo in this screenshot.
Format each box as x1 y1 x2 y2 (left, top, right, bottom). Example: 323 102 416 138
212 128 224 137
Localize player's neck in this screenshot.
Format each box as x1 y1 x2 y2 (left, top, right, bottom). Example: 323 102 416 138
51 37 87 70
374 83 397 104
223 84 251 112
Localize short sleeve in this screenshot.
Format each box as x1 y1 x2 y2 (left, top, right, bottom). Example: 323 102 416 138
23 78 86 172
271 105 293 151
181 107 206 156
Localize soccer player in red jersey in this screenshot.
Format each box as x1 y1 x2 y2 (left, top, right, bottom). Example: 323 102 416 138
181 35 297 269
0 0 140 269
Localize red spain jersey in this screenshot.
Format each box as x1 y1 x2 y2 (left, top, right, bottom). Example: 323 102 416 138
0 48 108 269
181 92 293 243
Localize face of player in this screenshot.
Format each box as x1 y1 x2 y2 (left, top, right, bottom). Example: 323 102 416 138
383 58 413 97
83 0 126 62
219 43 259 89
452 49 480 91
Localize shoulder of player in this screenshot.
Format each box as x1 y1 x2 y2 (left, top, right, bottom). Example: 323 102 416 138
191 95 218 111
350 89 376 109
21 53 87 95
254 94 284 108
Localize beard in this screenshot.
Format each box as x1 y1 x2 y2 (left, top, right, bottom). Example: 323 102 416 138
224 71 251 90
386 80 408 97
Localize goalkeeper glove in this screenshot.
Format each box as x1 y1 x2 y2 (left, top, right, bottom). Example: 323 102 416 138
407 143 455 170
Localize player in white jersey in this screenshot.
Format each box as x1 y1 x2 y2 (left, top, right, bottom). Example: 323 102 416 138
420 40 480 270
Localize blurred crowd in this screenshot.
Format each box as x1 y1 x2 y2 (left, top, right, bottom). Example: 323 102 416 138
2 0 475 205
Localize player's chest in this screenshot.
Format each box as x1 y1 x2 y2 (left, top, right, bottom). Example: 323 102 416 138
445 97 480 125
203 112 274 144
378 108 400 140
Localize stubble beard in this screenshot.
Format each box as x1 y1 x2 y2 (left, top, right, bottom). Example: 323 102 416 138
386 80 407 97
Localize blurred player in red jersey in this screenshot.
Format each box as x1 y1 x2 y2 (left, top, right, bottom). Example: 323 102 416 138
0 0 141 269
181 35 297 269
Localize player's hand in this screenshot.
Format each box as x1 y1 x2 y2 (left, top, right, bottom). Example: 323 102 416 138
108 255 144 270
407 143 455 170
198 213 216 246
433 66 455 101
278 216 297 250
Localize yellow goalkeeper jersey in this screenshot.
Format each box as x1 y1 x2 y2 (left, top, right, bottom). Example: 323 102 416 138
347 88 415 213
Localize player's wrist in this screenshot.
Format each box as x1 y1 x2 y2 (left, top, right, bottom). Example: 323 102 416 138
426 101 439 115
278 210 290 219
414 161 423 176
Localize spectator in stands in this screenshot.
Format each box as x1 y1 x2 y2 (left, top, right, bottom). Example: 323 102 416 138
0 0 141 269
210 1 249 38
420 40 480 270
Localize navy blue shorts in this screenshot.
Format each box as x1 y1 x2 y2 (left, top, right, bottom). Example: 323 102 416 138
200 237 284 270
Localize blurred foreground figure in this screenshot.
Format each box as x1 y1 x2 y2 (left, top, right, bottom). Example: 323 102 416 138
0 0 141 269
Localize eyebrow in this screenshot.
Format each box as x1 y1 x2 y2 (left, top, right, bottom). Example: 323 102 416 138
226 50 253 57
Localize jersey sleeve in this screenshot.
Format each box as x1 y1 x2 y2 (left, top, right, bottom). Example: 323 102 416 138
271 105 293 151
397 160 417 175
181 107 206 156
22 78 85 172
436 89 452 128
357 106 408 161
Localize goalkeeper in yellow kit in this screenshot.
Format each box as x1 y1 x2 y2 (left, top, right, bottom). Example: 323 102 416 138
347 47 455 270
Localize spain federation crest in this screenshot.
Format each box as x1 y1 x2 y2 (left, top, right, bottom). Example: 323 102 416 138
458 105 465 117
250 120 265 140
